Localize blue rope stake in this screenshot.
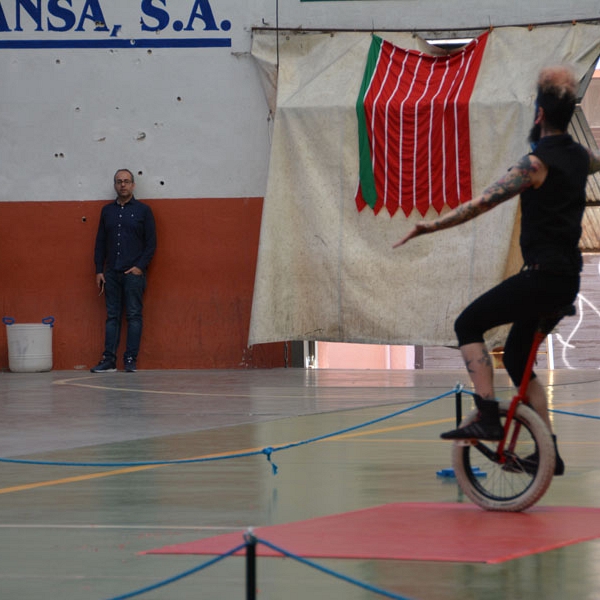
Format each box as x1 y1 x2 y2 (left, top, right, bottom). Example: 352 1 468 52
255 537 417 600
104 541 247 600
262 447 278 474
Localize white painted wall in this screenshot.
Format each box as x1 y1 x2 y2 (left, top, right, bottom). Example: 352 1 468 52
0 0 272 201
2 0 599 202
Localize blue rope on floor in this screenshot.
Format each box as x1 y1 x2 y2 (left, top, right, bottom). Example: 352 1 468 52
0 388 457 471
104 535 417 600
254 536 417 600
549 408 600 419
105 541 247 600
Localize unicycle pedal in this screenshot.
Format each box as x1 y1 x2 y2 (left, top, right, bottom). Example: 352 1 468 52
455 439 477 447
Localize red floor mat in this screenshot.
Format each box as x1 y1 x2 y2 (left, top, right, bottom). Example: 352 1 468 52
145 503 600 564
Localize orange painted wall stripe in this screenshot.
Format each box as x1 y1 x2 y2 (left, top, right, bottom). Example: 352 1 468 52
0 198 285 370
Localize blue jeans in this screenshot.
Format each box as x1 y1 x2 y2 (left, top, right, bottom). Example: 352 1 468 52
103 269 146 362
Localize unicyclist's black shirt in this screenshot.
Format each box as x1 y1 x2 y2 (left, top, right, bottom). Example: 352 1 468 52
520 133 589 274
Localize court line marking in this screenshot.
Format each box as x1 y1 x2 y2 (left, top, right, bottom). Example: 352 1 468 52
0 464 162 495
0 444 277 495
53 377 313 399
327 418 453 440
550 397 600 407
53 376 446 401
53 375 600 408
53 378 444 401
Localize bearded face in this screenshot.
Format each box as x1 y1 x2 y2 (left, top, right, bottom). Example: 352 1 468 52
528 121 541 147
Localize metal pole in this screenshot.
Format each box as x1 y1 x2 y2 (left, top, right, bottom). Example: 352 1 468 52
547 334 555 370
455 389 462 427
245 531 257 600
275 0 279 72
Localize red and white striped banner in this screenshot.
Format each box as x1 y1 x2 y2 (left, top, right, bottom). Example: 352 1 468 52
356 33 488 216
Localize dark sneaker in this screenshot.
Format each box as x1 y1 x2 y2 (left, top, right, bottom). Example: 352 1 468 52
124 357 137 373
90 358 117 373
440 420 504 441
503 449 565 476
554 454 565 476
502 453 537 475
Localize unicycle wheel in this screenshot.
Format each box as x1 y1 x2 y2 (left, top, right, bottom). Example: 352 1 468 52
451 400 555 512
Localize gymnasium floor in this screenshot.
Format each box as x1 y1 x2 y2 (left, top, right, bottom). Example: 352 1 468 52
0 367 599 600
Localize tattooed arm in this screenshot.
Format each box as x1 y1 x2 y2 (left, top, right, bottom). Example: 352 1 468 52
393 154 546 248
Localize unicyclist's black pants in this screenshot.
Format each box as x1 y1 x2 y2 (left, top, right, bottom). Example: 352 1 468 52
454 269 579 386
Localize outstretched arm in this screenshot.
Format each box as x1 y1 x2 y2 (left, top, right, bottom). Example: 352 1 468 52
393 154 545 248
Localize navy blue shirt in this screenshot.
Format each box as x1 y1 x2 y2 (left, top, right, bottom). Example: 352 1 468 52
94 197 156 273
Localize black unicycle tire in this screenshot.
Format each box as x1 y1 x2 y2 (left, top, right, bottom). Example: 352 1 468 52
451 400 555 512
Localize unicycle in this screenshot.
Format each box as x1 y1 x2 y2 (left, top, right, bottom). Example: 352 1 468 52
451 304 575 512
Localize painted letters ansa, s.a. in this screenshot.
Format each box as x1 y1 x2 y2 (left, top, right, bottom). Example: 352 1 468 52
0 0 230 34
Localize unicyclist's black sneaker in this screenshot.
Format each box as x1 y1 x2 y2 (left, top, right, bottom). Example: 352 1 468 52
90 357 117 373
440 420 505 441
440 395 504 441
525 453 565 475
502 435 565 476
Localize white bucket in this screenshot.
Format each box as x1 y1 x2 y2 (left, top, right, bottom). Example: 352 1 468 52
4 318 54 373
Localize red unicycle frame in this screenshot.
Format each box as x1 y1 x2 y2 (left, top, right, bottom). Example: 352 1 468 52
496 304 575 464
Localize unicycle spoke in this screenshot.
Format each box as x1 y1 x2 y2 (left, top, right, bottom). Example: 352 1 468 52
466 448 534 500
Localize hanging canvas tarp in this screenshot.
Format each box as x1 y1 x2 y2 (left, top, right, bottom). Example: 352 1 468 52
249 25 600 348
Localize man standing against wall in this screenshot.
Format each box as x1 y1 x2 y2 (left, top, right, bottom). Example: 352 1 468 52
91 169 157 373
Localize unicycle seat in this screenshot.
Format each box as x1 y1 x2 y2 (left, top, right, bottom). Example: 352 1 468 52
538 304 576 336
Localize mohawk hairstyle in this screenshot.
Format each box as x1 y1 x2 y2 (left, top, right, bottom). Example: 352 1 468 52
537 65 578 99
536 65 578 131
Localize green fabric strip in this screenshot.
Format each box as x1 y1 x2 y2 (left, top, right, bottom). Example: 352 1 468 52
356 34 383 210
